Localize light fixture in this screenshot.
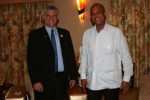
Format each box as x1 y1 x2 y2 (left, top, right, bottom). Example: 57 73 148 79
76 0 85 21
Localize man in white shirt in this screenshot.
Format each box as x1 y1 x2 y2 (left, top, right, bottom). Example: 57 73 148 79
78 3 133 100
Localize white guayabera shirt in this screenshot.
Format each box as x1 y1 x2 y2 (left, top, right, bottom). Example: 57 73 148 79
78 23 133 90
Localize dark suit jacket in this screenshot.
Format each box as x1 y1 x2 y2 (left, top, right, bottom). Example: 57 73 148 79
27 26 77 85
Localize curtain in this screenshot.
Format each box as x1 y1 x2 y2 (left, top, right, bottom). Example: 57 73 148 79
108 0 150 87
0 2 51 85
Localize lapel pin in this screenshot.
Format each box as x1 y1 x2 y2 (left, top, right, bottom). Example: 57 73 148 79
60 34 63 38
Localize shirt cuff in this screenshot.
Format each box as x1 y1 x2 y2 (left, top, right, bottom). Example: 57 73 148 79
123 76 131 82
80 74 87 79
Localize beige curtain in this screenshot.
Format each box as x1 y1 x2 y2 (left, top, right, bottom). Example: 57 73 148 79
0 2 51 85
108 0 150 87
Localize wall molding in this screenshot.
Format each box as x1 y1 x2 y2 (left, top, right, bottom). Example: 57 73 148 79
0 0 54 5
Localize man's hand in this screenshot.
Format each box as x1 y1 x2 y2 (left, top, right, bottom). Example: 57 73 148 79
81 79 87 92
33 82 44 92
120 81 130 94
69 80 76 88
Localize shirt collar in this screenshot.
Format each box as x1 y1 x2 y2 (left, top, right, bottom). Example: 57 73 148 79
93 22 108 33
45 25 58 37
45 25 56 32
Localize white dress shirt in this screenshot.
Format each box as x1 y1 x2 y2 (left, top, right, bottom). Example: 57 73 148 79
78 23 133 90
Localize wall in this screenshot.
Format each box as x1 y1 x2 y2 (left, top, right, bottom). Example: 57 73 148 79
54 0 109 55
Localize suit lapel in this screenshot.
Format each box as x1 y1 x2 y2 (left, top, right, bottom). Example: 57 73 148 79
41 26 54 49
57 28 64 46
42 26 50 40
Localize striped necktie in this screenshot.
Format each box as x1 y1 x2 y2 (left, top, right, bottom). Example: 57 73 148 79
51 29 58 72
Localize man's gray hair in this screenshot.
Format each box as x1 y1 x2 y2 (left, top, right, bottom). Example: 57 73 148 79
44 5 59 15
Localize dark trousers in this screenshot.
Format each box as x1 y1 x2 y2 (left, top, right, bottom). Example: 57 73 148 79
34 72 69 100
87 88 119 100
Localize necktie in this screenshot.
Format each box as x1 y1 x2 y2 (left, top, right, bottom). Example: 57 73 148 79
51 29 58 72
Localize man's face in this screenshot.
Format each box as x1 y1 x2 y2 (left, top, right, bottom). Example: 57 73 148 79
90 5 106 26
43 9 59 28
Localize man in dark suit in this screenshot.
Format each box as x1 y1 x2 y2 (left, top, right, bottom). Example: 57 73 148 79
27 5 77 100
